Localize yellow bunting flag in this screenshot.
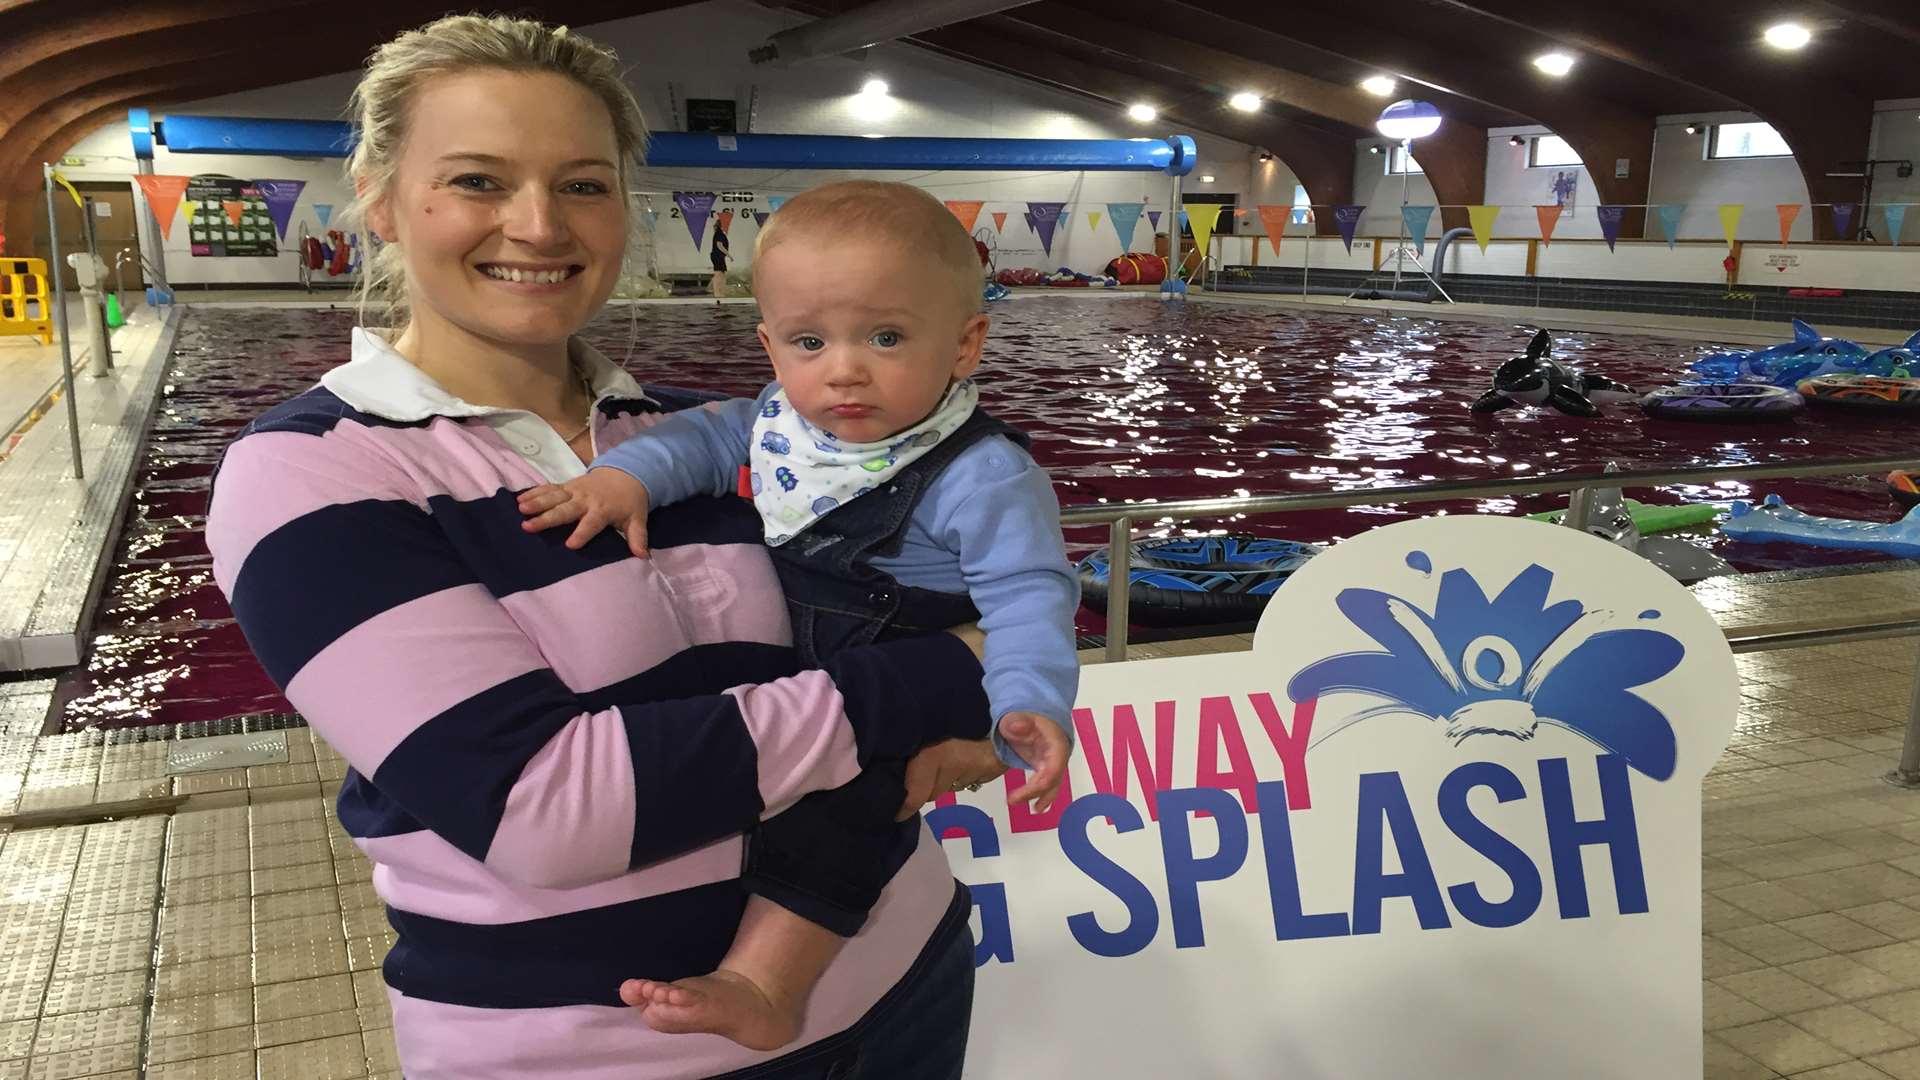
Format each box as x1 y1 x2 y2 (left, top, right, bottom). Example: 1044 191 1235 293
132 175 190 240
221 201 246 228
943 200 983 234
1775 203 1802 245
1467 205 1501 252
49 171 82 209
1088 211 1101 232
1256 205 1291 255
1718 204 1745 248
1182 202 1225 260
1535 205 1562 246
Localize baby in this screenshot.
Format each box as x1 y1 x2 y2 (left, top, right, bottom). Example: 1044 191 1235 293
518 180 1079 1050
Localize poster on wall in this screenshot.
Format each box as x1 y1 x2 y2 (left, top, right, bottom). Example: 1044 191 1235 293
185 175 276 257
940 515 1737 1078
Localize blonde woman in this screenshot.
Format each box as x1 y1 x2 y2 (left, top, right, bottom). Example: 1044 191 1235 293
206 16 998 1079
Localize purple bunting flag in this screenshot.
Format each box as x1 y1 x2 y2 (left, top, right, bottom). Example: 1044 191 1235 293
1148 209 1162 230
1832 203 1858 241
1596 205 1628 252
254 179 306 241
1333 205 1365 253
752 210 770 227
674 191 716 250
1027 202 1066 255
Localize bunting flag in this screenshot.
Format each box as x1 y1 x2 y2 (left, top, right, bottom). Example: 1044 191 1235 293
1331 205 1365 253
1256 205 1292 255
641 208 657 230
1889 204 1910 246
674 192 716 249
767 195 788 213
1775 203 1802 245
220 201 247 228
990 211 1007 233
1088 211 1102 232
943 200 983 234
1027 201 1066 255
1717 204 1744 249
1596 205 1628 252
1401 205 1435 255
1656 204 1686 250
254 179 305 240
1148 209 1162 230
312 203 333 229
1177 210 1188 236
1107 202 1144 250
1467 205 1501 252
716 209 734 236
134 175 191 240
752 210 770 227
1832 203 1857 240
1182 202 1225 262
1534 205 1562 246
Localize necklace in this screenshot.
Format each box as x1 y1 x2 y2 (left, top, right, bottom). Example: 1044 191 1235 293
558 365 596 444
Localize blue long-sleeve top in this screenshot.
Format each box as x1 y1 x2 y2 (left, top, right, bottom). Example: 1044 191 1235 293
595 383 1080 769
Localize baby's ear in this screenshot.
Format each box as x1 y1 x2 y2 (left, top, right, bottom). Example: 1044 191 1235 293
952 313 989 380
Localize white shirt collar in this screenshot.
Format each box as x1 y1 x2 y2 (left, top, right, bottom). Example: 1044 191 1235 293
322 326 650 422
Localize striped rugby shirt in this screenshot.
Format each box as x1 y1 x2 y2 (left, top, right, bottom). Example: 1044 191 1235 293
206 328 986 1079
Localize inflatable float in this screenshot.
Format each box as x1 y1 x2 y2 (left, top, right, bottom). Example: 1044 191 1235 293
1891 470 1920 508
1527 498 1721 534
1796 375 1920 412
1691 322 1919 388
1106 252 1169 286
1721 494 1920 558
1640 383 1804 422
1077 535 1320 627
1471 329 1637 417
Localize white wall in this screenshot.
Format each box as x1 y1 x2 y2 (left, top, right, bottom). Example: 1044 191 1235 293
1644 111 1814 243
53 0 1261 285
1350 142 1436 239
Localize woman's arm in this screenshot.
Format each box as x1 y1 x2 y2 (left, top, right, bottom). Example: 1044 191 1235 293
208 429 989 890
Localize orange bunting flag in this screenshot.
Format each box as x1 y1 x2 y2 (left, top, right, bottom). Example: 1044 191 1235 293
990 211 1007 233
1535 205 1562 246
1776 203 1802 245
716 209 734 235
944 200 984 234
221 201 246 228
1256 205 1291 255
133 175 190 241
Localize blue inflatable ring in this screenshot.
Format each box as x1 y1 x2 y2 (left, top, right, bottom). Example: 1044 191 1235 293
1077 535 1321 628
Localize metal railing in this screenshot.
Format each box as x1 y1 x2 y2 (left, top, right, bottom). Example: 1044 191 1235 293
1060 452 1920 788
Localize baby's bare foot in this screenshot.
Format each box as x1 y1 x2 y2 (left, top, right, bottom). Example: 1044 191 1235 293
618 970 803 1052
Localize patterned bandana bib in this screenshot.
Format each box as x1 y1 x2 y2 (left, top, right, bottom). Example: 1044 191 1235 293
750 379 980 545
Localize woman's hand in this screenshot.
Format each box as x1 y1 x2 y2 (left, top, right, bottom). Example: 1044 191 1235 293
897 738 1005 821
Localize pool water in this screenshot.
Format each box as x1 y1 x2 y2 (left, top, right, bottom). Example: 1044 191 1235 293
53 298 1916 729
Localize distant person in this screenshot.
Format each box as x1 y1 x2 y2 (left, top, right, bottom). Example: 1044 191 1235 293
710 219 730 299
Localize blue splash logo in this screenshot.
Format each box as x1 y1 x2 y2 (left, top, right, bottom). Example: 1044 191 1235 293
1287 552 1682 780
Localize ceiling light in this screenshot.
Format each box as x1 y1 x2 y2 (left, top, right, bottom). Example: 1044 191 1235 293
1200 174 1216 183
1509 135 1526 147
1229 92 1262 112
1360 76 1397 97
1684 124 1699 135
1533 52 1576 77
1763 22 1812 50
1376 99 1442 141
860 78 889 96
1127 102 1157 122
1368 144 1384 155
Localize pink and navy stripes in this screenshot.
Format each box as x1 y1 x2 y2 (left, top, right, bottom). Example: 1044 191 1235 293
206 375 986 1079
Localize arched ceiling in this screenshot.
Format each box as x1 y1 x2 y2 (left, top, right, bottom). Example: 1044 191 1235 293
4 0 1916 247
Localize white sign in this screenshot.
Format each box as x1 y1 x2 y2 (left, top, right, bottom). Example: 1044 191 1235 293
941 516 1736 1079
1615 157 1631 179
1766 252 1801 273
94 202 112 218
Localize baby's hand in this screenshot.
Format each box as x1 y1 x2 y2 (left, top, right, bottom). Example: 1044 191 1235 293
999 712 1071 814
518 468 653 557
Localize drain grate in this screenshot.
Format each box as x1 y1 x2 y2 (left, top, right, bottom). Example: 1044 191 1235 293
165 730 289 774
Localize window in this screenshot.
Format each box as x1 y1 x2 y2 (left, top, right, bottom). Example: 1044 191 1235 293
1528 135 1582 168
1290 183 1313 225
1709 122 1792 159
1387 145 1423 175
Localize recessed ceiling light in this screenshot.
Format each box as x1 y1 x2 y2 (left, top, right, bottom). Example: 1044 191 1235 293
1200 174 1216 183
1360 76 1397 97
861 78 889 96
1763 22 1812 49
1229 92 1262 112
1533 52 1576 77
1127 103 1157 122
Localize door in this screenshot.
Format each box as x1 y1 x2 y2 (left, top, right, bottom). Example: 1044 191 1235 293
30 182 145 292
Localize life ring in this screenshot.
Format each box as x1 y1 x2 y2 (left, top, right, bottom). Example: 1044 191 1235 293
1890 470 1920 508
1076 535 1320 628
1639 383 1804 422
1797 375 1920 411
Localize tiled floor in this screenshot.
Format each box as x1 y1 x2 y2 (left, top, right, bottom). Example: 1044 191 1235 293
0 567 1917 1077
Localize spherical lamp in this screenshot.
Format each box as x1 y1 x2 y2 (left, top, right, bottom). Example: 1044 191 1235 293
1377 99 1442 141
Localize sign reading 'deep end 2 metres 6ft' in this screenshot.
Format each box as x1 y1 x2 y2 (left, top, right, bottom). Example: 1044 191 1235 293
935 515 1736 1078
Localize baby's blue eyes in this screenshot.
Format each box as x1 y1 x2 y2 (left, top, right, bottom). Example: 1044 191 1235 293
796 336 825 351
871 331 901 348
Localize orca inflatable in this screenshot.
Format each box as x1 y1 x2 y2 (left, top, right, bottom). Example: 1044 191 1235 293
1470 329 1637 417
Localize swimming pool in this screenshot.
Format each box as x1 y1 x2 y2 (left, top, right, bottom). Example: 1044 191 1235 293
53 296 1916 729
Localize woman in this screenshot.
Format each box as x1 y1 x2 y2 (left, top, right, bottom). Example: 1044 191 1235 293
205 15 1002 1079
